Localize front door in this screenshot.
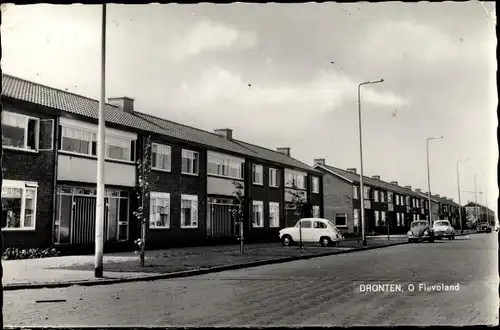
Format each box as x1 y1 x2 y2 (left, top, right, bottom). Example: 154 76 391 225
207 197 235 238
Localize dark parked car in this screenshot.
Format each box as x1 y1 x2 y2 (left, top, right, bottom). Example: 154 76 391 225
407 220 435 243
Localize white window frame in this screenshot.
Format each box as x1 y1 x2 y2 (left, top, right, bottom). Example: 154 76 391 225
252 201 264 228
252 164 264 185
1 180 38 231
60 123 135 162
2 111 40 152
374 190 379 202
353 186 359 199
364 186 370 199
381 211 386 225
284 169 306 189
269 202 280 228
353 209 359 226
151 143 172 172
149 192 170 229
397 212 401 226
207 151 244 180
401 213 405 226
269 168 280 188
180 194 198 228
181 149 199 175
312 177 320 194
375 210 380 226
388 191 393 203
312 205 320 218
380 191 385 202
334 213 348 228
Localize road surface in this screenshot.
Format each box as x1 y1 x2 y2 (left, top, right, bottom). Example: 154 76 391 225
4 233 498 326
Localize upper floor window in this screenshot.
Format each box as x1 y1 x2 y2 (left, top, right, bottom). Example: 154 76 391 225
388 191 394 203
353 186 359 199
312 177 320 194
60 124 134 162
363 186 370 199
182 149 199 175
207 152 244 179
106 134 133 162
252 164 263 185
406 196 411 206
2 112 53 152
269 168 280 187
285 170 306 189
380 191 385 202
151 143 171 171
374 190 379 202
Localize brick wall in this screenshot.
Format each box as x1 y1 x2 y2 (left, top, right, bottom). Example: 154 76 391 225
136 134 208 249
321 173 354 232
2 103 56 249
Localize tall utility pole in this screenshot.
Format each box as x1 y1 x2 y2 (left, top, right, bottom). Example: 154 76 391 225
357 78 384 246
456 158 469 233
474 174 478 224
95 4 107 278
425 136 443 227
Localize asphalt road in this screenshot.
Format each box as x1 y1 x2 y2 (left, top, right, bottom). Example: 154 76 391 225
4 233 498 327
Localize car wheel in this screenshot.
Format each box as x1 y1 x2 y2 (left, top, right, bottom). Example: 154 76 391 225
448 236 452 240
320 237 332 247
429 237 435 243
282 235 293 247
452 235 455 240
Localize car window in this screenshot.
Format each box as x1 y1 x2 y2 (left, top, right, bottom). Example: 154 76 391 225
411 221 428 228
314 221 327 229
300 220 312 228
434 221 450 226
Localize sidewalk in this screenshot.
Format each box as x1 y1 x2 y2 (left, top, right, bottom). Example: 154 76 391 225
2 238 408 290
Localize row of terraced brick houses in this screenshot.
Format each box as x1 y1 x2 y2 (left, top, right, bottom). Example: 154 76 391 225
1 74 323 251
313 159 465 235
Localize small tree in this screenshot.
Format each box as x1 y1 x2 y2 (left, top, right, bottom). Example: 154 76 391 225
231 181 246 255
287 181 307 250
133 135 153 267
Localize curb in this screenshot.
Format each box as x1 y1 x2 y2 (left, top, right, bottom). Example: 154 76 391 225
3 241 408 291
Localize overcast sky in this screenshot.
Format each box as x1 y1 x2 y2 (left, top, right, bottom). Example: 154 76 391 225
1 2 497 211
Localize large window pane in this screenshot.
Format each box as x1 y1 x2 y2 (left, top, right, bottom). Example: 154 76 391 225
24 189 36 228
2 112 27 148
1 188 22 229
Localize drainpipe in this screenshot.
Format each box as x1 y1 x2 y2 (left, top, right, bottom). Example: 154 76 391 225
51 116 60 246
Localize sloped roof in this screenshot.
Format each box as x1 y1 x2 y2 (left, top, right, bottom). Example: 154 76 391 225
464 202 492 211
2 74 169 135
2 74 317 172
316 164 426 199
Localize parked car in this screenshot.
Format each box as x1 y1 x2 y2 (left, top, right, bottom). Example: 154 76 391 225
476 221 492 233
407 220 435 243
279 218 344 247
432 220 455 240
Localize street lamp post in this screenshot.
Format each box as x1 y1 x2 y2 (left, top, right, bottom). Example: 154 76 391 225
95 4 107 278
426 136 443 227
357 78 384 246
456 158 469 233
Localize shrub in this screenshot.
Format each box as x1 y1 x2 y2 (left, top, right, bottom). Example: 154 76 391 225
2 247 60 260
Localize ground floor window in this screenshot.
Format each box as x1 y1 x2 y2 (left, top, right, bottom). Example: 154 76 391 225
252 201 264 228
269 202 280 228
375 211 380 226
397 213 401 226
1 180 37 230
181 194 198 228
312 205 320 218
353 209 359 227
400 213 405 226
150 192 170 229
334 213 347 227
381 211 386 226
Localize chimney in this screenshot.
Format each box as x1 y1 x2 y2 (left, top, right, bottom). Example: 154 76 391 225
214 129 233 140
405 185 412 190
314 158 326 166
415 188 422 193
435 194 440 197
371 175 380 180
108 97 135 114
277 147 291 157
346 168 357 174
391 181 398 186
